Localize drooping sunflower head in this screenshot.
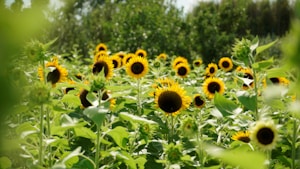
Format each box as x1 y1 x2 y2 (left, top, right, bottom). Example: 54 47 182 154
155 84 191 116
175 63 190 78
126 56 149 79
94 51 109 62
193 59 203 68
92 56 114 80
231 131 251 143
45 57 68 86
135 49 147 58
110 54 122 68
95 43 108 53
172 56 188 69
123 53 136 66
205 63 218 77
203 77 225 99
250 120 279 151
156 53 167 60
193 94 205 108
218 57 233 72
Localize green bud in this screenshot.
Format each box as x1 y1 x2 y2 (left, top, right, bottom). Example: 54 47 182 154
29 82 51 105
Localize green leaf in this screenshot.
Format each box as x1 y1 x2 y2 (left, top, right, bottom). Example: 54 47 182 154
267 68 287 78
74 127 96 140
83 107 106 127
135 157 147 169
205 144 267 169
53 147 82 169
61 94 81 107
107 126 129 149
236 91 257 112
256 39 278 56
252 57 273 71
0 156 12 169
119 112 157 125
214 92 239 117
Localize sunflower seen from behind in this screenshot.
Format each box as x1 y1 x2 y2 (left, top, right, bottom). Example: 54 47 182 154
92 56 114 80
250 120 279 151
126 56 149 79
203 77 225 99
205 63 218 77
218 57 233 72
175 63 190 78
155 84 191 116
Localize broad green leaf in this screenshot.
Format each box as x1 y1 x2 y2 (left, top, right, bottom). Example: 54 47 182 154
205 144 267 169
236 91 257 112
119 112 157 125
267 68 287 78
53 147 82 169
252 57 273 71
16 122 38 138
0 156 12 169
83 107 106 127
214 92 239 117
135 157 147 169
74 127 96 140
107 126 129 149
61 94 81 107
256 39 278 56
86 92 98 106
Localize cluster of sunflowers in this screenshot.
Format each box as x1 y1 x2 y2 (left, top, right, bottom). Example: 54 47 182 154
18 39 298 168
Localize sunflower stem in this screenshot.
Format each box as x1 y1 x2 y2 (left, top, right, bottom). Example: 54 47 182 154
95 124 101 169
267 150 272 169
291 118 297 169
39 104 44 166
169 115 174 143
137 79 142 115
197 110 204 168
46 107 52 167
252 69 259 120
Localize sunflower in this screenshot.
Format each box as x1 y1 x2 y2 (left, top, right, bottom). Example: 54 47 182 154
203 77 225 99
45 57 68 86
94 51 109 62
193 94 205 108
126 56 149 79
231 131 251 143
205 63 218 77
135 49 147 58
123 53 136 66
175 63 190 78
110 54 122 68
193 59 203 68
263 77 290 87
95 43 108 53
92 56 114 80
115 52 126 67
156 53 167 60
64 79 76 94
156 78 178 88
172 56 188 69
240 68 254 90
79 89 93 108
250 120 279 151
218 57 233 72
155 84 191 116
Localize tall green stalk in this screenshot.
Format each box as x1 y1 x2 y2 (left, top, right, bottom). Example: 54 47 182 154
95 125 101 169
137 79 142 115
46 108 52 167
39 104 44 166
291 119 297 169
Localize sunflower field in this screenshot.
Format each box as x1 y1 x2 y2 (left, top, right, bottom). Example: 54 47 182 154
1 1 300 169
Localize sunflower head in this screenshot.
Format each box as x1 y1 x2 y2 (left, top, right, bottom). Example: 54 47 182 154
205 63 218 77
203 77 225 99
156 53 167 60
240 68 254 90
232 38 252 65
180 117 198 137
231 131 251 143
45 57 68 87
123 53 136 66
165 143 183 164
79 89 93 108
24 40 45 62
126 56 149 79
218 57 233 72
172 56 188 69
264 77 290 87
155 84 191 116
135 49 147 58
193 94 205 108
250 120 279 151
94 51 109 62
110 54 122 68
175 63 190 78
193 59 203 68
92 57 114 80
95 43 108 53
29 82 51 105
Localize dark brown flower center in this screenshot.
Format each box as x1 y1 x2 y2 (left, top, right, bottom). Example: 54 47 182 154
98 47 105 51
92 61 109 77
194 61 201 66
207 82 221 93
112 60 118 68
238 136 251 143
222 61 230 68
244 73 253 79
158 91 182 113
47 68 60 84
177 66 187 76
79 89 92 108
209 67 215 74
137 52 144 57
256 127 274 145
194 96 204 107
270 78 280 84
131 62 144 74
